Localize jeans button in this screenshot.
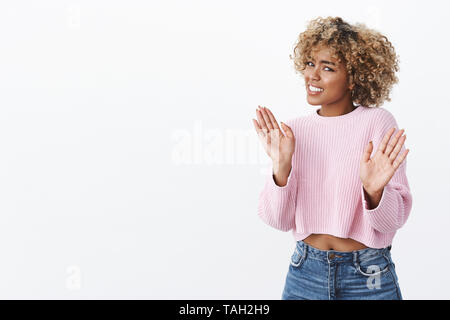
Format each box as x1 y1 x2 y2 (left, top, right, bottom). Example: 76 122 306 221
329 253 335 259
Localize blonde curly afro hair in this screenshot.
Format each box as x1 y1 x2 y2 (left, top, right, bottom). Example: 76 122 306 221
290 16 400 108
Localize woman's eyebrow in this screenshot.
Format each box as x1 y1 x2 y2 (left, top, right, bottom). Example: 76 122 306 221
309 58 337 66
319 60 336 66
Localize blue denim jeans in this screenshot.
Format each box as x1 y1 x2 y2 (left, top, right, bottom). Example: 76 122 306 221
281 240 403 300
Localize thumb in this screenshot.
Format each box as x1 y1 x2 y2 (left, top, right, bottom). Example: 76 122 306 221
281 122 294 139
362 140 373 163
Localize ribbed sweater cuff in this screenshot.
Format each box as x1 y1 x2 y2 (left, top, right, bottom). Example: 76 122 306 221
361 183 399 233
268 165 297 192
257 165 297 232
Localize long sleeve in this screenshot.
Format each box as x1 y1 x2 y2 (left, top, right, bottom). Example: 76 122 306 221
361 110 413 233
257 120 298 232
257 162 297 232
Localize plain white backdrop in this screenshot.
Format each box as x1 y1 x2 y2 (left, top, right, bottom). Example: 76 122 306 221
0 0 448 299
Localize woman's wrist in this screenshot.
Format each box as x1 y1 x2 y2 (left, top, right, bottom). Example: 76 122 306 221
272 163 292 187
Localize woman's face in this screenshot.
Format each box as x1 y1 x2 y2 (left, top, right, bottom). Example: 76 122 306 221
304 46 353 106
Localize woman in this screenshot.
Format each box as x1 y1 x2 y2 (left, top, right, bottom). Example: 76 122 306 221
252 16 411 300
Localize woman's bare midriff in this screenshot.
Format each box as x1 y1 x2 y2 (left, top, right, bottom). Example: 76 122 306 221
302 233 369 252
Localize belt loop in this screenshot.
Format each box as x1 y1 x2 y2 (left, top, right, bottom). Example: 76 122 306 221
381 245 390 262
302 241 307 260
353 251 358 266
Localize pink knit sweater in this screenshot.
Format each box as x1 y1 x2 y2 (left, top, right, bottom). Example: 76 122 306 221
257 105 412 249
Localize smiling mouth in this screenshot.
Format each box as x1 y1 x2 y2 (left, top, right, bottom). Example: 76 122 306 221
307 84 324 94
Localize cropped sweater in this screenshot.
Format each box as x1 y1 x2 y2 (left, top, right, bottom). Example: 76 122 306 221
257 105 413 249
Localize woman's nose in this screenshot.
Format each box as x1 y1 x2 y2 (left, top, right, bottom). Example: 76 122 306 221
309 71 320 81
312 67 320 78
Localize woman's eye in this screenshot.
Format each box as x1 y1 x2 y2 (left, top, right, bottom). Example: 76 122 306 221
306 61 334 72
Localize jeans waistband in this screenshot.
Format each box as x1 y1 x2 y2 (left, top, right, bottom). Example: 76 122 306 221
296 239 392 263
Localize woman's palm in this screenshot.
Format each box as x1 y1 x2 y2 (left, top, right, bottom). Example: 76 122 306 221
252 106 295 170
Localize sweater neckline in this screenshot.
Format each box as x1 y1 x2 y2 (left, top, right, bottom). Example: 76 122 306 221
312 105 364 122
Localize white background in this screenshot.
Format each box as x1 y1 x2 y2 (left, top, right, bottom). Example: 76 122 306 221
0 0 448 299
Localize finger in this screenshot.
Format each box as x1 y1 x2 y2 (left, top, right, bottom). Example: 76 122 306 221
378 127 396 153
252 118 264 136
259 106 274 130
385 128 405 157
264 107 280 130
253 119 269 146
361 140 373 163
256 107 269 133
392 148 409 170
281 122 294 139
389 134 406 164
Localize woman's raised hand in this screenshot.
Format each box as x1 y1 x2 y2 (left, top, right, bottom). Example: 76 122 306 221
252 105 296 173
360 127 410 195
